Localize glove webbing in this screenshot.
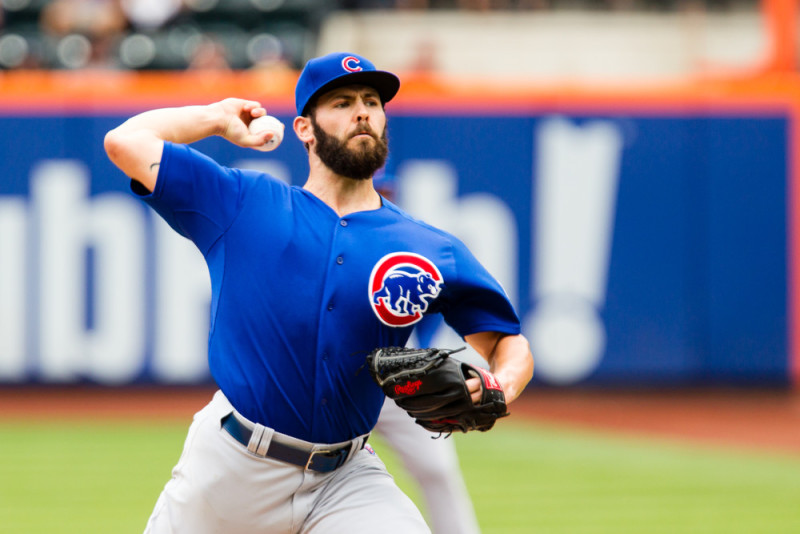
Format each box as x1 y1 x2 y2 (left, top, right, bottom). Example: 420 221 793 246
369 346 465 387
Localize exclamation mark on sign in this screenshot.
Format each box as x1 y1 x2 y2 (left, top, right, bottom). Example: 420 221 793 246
524 118 624 384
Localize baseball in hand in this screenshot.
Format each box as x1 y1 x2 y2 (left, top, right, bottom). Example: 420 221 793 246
248 115 284 152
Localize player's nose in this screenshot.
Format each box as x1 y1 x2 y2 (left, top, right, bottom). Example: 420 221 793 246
353 98 371 121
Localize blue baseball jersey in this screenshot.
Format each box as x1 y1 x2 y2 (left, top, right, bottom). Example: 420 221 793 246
137 142 520 443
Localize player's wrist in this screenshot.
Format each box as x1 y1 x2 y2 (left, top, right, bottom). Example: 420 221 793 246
494 372 521 404
204 102 234 137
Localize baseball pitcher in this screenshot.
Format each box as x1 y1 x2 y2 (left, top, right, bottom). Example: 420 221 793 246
104 51 534 534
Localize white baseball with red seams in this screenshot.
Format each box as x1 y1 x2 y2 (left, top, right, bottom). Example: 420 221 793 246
248 115 284 151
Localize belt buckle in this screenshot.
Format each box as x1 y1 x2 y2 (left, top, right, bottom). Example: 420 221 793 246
305 448 332 471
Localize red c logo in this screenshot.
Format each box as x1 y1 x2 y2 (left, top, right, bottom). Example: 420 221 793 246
342 56 363 72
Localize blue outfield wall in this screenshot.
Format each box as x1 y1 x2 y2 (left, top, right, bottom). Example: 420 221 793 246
0 111 789 387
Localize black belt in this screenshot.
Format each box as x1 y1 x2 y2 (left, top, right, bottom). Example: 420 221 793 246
221 413 363 473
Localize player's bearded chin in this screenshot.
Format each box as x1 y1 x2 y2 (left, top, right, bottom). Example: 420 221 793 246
311 115 388 181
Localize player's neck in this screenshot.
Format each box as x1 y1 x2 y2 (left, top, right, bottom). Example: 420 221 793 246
304 168 381 217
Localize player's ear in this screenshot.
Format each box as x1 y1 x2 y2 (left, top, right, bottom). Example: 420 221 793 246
294 116 313 147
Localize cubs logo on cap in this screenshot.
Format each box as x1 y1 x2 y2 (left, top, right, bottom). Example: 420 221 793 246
369 252 443 327
341 56 363 72
295 52 400 116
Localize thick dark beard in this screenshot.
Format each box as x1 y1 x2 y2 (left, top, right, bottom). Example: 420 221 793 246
311 115 388 181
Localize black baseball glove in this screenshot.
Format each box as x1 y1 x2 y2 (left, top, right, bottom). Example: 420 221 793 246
366 346 509 436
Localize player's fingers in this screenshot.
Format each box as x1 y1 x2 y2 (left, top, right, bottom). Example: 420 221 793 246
247 106 267 119
233 100 266 122
220 97 260 115
246 130 274 148
239 99 262 110
466 377 482 404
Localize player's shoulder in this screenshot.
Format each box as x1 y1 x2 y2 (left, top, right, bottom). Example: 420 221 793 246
380 197 465 245
380 197 436 230
236 168 290 186
232 167 294 195
166 143 288 192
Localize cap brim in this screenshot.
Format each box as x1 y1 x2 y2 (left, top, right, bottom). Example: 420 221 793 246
302 71 400 115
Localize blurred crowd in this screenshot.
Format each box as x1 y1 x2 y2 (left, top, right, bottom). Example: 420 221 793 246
0 0 325 71
0 0 757 71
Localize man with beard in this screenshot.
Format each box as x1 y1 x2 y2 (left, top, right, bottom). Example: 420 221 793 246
103 52 533 534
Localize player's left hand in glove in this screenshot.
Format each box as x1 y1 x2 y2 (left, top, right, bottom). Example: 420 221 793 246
366 346 509 436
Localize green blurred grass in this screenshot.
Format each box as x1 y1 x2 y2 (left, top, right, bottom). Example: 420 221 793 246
1 418 799 533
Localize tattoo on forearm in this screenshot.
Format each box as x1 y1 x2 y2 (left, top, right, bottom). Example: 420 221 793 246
149 162 160 172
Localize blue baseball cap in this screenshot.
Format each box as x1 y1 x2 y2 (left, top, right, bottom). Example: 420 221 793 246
295 52 400 116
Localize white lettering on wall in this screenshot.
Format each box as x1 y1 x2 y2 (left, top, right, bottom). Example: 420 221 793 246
152 217 211 382
0 198 27 379
397 160 518 305
85 193 147 382
33 161 147 383
34 161 90 381
524 118 623 384
397 160 518 369
0 160 213 384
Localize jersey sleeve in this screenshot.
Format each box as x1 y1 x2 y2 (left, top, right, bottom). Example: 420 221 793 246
436 237 521 338
132 142 249 255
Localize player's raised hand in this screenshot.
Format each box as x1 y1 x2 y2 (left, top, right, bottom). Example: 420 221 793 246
213 98 271 149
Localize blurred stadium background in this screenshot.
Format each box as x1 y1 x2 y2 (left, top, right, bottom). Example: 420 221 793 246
1 0 800 532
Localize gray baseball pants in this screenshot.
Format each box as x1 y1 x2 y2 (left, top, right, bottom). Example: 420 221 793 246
144 390 430 533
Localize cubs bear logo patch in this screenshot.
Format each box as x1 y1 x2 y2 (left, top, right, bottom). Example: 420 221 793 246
369 252 443 327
